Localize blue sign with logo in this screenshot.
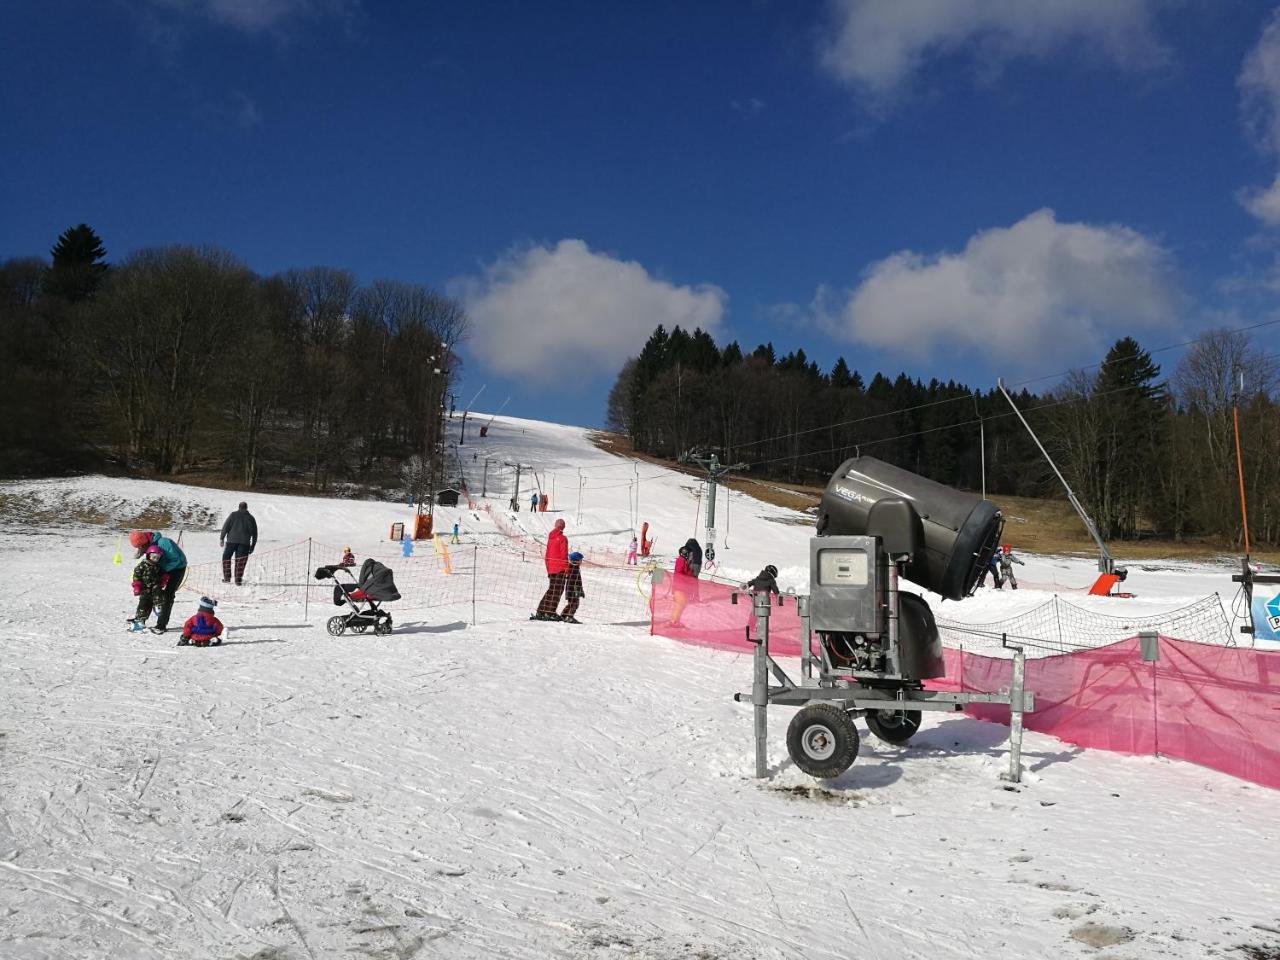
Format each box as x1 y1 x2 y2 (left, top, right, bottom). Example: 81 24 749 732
1250 591 1280 642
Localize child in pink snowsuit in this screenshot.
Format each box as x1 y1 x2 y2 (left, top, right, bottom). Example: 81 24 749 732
626 536 638 565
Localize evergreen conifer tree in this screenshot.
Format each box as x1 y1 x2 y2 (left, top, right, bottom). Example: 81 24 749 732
44 223 108 302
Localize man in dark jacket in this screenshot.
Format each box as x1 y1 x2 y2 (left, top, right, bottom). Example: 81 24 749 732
220 501 258 585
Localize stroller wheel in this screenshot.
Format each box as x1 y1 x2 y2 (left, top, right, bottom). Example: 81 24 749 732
374 615 393 636
351 625 369 634
326 616 347 637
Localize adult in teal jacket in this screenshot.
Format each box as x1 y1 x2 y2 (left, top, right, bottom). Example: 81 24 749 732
128 530 188 634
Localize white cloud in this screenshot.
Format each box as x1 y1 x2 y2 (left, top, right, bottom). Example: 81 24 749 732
233 91 262 128
1239 10 1280 225
819 0 1168 104
142 0 359 34
826 209 1179 365
452 240 727 385
1240 9 1280 155
1240 174 1280 227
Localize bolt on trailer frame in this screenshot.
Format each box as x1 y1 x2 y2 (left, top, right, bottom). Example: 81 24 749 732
732 545 1036 784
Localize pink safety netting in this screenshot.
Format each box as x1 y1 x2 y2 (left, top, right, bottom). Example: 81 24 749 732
931 639 1280 788
650 577 804 656
649 585 1280 789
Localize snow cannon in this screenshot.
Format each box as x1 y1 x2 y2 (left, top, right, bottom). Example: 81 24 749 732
807 456 1003 685
816 455 1003 602
733 458 1036 783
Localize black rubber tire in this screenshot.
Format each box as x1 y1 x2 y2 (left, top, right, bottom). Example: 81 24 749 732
866 709 922 745
786 703 860 779
374 616 393 636
326 616 346 637
351 625 369 634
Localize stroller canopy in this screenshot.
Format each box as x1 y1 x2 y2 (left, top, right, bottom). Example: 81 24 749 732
357 558 401 602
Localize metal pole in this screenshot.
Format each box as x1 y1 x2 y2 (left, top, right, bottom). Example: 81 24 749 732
997 377 1114 574
576 469 583 523
1004 641 1025 784
973 391 986 501
482 459 489 497
706 455 718 531
752 591 772 778
797 594 812 681
472 544 477 626
980 418 986 501
1232 371 1251 558
304 538 312 625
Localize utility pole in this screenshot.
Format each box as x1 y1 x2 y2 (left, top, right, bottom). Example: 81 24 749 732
419 345 451 536
482 458 490 497
973 391 986 500
684 452 748 563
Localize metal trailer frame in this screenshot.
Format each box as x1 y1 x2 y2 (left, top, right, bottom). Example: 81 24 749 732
733 589 1036 783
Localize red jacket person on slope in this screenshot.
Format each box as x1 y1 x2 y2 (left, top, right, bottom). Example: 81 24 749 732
532 518 569 621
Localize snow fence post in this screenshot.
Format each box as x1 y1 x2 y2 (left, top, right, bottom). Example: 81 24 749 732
304 538 312 625
752 590 773 778
1001 636 1026 785
797 594 812 681
472 544 478 626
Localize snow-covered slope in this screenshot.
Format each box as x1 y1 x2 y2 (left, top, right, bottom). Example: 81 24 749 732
0 415 1276 960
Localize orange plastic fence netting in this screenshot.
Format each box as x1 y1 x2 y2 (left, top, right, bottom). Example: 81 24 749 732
178 537 651 625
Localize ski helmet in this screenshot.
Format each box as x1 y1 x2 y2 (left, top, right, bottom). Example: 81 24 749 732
129 530 152 551
144 545 163 561
569 551 583 562
765 564 778 578
1002 544 1011 554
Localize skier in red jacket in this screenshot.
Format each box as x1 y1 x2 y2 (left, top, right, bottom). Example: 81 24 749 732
532 518 569 620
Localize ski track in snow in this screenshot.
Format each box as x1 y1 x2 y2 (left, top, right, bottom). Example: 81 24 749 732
0 414 1277 959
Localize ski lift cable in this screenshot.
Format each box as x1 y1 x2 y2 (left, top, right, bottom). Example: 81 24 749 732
747 375 1207 469
723 319 1280 456
1006 315 1280 390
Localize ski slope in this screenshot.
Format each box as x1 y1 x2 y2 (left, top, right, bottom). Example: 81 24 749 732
0 415 1276 959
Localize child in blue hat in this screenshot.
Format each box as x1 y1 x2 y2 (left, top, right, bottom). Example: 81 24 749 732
559 552 586 624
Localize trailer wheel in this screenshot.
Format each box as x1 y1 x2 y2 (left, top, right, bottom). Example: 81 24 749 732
326 616 346 636
786 704 860 779
866 709 922 745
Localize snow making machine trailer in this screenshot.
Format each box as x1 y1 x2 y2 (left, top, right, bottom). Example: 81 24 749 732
734 456 1037 781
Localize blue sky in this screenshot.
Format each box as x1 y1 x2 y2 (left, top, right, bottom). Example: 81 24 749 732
5 1 1280 426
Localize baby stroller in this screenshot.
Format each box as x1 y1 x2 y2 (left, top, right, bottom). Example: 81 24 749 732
315 558 401 636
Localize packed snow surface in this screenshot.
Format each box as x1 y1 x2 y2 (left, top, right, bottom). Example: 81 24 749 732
0 415 1276 959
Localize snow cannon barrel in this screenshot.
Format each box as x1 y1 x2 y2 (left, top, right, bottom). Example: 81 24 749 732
817 456 1003 601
